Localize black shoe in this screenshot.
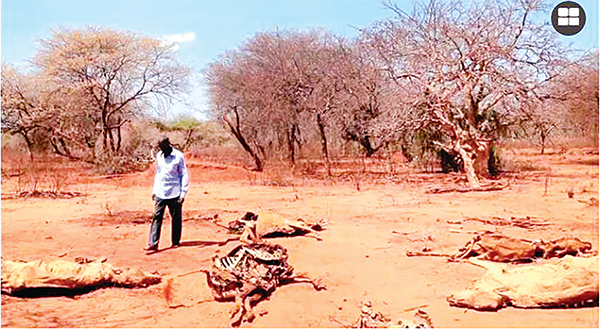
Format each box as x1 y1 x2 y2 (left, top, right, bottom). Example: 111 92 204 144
171 244 180 249
143 245 158 252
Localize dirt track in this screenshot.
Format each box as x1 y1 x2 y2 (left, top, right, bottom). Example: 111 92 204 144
1 149 599 327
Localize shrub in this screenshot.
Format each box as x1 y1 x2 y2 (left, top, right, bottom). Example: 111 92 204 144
488 145 503 176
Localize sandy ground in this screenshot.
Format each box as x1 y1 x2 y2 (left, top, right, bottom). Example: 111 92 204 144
1 149 599 328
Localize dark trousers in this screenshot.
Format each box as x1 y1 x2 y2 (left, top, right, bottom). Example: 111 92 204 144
148 197 182 248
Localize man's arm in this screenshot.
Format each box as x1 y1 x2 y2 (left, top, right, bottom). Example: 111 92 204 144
178 154 189 203
152 151 161 200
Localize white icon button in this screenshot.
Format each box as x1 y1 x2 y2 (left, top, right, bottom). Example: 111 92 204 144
569 8 579 16
569 17 579 26
557 6 580 26
558 17 569 26
558 7 569 16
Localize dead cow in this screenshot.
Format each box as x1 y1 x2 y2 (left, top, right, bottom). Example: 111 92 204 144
229 211 327 244
1 257 161 297
407 233 593 263
201 243 325 327
447 256 599 311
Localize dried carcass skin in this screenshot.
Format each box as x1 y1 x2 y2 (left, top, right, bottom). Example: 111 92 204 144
229 211 326 244
407 233 594 263
447 256 599 311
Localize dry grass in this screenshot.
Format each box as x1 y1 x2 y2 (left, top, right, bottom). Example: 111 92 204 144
1 152 86 199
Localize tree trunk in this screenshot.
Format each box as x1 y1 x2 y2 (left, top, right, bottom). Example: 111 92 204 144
107 128 115 152
316 113 331 176
116 119 122 152
287 125 296 166
473 142 490 178
101 110 109 150
182 128 196 151
58 138 71 157
538 123 547 155
49 136 80 161
222 109 263 171
361 136 380 157
102 129 108 150
20 132 34 162
456 145 481 188
254 142 267 161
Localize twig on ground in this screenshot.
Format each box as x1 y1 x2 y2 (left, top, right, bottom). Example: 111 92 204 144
447 216 549 229
426 182 508 194
328 316 350 328
400 304 430 313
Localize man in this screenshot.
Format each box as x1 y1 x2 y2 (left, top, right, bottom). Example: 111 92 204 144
144 137 189 253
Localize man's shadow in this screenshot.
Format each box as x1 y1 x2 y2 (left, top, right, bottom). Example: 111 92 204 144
144 237 240 255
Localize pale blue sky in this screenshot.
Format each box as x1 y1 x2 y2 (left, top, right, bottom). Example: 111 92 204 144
1 0 598 119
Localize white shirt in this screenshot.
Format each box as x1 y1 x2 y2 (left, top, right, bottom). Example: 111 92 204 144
152 148 189 200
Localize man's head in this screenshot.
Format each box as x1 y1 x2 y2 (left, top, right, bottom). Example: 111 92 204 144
158 137 173 157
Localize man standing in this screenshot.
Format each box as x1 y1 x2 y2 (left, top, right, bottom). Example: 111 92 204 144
144 137 189 253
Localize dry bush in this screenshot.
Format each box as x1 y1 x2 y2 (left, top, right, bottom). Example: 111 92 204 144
92 122 158 175
408 151 440 174
502 159 549 173
2 156 79 197
189 145 248 167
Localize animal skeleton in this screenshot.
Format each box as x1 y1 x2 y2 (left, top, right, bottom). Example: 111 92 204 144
201 243 325 327
342 301 434 328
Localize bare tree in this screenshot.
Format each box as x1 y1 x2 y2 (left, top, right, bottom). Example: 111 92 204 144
33 26 191 155
554 52 599 147
517 51 599 154
205 29 354 173
2 65 41 161
337 36 415 157
363 0 569 187
1 64 85 161
204 49 271 171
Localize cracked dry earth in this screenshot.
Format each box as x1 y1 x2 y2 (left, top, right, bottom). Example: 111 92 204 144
1 149 598 327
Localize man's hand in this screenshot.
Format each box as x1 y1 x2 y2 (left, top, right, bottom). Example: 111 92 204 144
151 194 155 201
177 196 185 204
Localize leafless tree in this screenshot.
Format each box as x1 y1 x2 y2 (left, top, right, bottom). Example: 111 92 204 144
361 0 570 187
33 26 191 155
1 64 85 161
554 52 599 147
205 29 356 173
336 36 418 158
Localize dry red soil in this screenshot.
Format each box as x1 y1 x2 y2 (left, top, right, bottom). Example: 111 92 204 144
1 149 599 328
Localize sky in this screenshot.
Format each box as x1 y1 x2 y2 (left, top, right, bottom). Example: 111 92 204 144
1 0 599 120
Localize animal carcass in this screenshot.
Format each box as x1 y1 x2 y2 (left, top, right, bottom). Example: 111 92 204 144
1 257 161 297
407 233 593 263
201 243 325 326
228 211 327 244
447 256 599 311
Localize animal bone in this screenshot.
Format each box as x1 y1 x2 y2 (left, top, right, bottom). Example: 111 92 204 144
347 301 434 328
201 243 325 327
